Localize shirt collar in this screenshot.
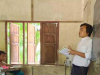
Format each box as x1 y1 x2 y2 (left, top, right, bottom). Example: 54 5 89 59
81 36 89 41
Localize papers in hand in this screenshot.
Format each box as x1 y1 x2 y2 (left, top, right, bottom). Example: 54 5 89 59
59 47 70 57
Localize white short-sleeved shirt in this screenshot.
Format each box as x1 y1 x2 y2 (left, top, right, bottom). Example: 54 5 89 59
72 36 92 67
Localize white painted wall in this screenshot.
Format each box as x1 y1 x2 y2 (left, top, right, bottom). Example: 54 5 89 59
0 0 31 21
34 0 83 21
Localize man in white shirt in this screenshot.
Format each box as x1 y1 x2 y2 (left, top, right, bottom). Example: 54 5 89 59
68 23 93 75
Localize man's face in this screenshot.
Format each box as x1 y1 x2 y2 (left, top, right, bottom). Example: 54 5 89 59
79 26 88 38
0 54 6 61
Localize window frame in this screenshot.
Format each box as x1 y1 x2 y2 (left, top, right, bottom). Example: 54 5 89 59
5 21 59 65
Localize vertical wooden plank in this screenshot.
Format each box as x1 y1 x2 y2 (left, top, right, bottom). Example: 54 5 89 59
31 0 33 21
40 22 43 64
56 22 59 65
28 23 35 64
23 22 25 65
5 22 7 63
27 23 28 65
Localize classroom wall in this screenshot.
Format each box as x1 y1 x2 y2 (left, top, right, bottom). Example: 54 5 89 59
0 0 83 65
0 0 96 75
33 0 83 21
83 0 96 25
0 22 5 51
0 0 31 21
22 65 67 75
58 23 81 64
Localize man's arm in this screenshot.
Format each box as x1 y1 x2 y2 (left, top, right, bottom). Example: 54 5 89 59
69 50 85 58
68 40 92 59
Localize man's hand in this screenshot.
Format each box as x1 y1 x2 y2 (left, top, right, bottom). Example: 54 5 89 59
67 45 76 55
67 45 85 58
68 45 73 50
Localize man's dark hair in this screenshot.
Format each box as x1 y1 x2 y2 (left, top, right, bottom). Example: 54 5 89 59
0 50 6 55
80 23 93 37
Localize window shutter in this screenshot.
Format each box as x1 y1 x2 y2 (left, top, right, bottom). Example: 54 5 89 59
41 23 58 65
28 23 35 64
10 23 20 64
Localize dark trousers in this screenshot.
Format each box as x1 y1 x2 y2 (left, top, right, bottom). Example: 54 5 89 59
71 64 89 75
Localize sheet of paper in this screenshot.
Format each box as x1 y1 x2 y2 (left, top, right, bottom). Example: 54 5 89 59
59 47 70 57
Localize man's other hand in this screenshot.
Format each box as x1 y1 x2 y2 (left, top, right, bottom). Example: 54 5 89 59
68 45 76 55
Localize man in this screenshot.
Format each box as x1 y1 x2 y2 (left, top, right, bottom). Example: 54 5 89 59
68 23 93 75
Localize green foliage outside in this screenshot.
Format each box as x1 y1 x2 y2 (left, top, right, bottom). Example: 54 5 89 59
7 23 40 64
